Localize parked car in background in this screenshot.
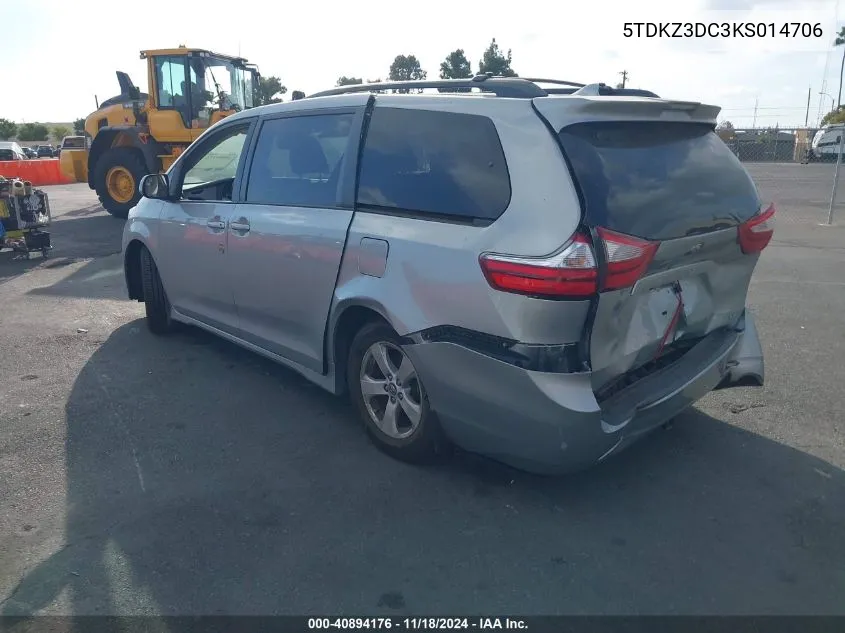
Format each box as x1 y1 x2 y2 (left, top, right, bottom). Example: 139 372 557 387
0 141 27 161
36 145 56 158
122 76 772 474
22 147 37 159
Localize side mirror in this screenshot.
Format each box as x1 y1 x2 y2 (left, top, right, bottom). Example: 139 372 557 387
140 173 169 200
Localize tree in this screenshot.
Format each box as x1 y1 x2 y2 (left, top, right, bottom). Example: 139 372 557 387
478 38 517 77
440 49 472 79
822 106 845 126
52 125 72 142
0 118 16 140
388 55 427 93
73 118 86 135
716 120 736 142
336 76 363 86
256 76 287 105
17 123 49 142
835 27 845 108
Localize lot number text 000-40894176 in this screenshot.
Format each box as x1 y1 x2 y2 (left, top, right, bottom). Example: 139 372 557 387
307 618 528 630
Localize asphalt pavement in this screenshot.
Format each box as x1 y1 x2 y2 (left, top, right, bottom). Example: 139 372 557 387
0 166 843 616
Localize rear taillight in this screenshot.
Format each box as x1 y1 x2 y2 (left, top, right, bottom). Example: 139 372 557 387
479 233 598 298
480 228 660 299
738 203 775 254
596 227 658 291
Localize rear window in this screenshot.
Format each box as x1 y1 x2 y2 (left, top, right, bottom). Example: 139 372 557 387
357 107 511 222
62 137 86 149
558 122 761 240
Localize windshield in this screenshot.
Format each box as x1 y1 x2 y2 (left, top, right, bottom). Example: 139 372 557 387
192 56 254 112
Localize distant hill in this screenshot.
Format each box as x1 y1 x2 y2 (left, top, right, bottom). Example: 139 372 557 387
13 122 76 146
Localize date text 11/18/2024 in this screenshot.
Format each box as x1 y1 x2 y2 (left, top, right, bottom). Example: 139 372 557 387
308 617 528 630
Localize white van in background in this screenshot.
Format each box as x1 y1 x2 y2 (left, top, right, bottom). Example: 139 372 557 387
808 124 845 161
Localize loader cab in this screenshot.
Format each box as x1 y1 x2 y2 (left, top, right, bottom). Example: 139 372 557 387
143 48 259 143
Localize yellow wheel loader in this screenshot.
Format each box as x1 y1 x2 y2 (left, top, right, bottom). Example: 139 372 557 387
60 47 260 218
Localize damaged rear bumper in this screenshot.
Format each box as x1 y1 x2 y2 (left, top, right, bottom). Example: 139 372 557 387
714 310 765 389
403 310 764 475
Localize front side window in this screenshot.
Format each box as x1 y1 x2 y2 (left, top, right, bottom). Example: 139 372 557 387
357 107 512 221
245 113 354 208
181 124 250 201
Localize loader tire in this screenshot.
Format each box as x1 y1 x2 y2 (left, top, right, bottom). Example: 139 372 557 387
93 147 148 219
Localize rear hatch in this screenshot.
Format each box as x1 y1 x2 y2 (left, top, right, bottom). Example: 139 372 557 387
532 96 773 396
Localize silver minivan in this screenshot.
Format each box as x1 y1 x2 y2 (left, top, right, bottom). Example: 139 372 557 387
122 77 771 474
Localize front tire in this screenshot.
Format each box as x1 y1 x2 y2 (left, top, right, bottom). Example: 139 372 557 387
93 147 148 219
139 246 173 335
347 323 443 464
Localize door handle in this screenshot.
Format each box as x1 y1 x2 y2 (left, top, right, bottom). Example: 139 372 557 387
206 219 226 230
230 219 250 233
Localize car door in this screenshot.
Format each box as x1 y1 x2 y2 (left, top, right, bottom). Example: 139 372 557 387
156 118 255 335
226 105 366 372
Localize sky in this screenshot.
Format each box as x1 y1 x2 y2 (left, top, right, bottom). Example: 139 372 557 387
2 0 843 129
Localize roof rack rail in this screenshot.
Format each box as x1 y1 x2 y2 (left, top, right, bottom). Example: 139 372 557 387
309 75 548 98
307 75 659 99
521 78 586 88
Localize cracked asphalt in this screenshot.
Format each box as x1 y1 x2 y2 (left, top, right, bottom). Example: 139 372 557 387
0 166 843 616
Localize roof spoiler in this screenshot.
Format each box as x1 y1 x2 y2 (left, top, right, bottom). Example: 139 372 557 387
533 96 721 126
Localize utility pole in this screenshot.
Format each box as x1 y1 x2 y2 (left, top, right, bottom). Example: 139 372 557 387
752 97 759 128
806 85 812 127
618 70 629 89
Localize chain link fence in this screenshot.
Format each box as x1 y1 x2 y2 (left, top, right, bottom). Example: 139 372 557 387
720 127 845 227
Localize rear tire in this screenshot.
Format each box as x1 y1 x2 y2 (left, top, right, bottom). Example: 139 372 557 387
139 246 173 335
93 147 148 219
347 322 444 464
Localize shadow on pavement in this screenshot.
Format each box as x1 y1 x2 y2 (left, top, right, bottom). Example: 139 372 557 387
61 204 106 219
48 214 124 260
26 256 128 301
0 254 46 285
3 322 844 617
1 213 124 287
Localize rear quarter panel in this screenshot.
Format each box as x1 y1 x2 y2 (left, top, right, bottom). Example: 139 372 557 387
330 96 591 344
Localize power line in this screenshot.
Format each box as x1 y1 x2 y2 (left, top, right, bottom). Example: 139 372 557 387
721 106 808 111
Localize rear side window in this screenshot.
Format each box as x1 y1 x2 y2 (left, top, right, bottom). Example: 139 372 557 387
357 107 511 221
246 113 353 208
558 122 761 241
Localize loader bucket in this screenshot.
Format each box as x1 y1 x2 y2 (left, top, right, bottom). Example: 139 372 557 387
60 149 89 184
